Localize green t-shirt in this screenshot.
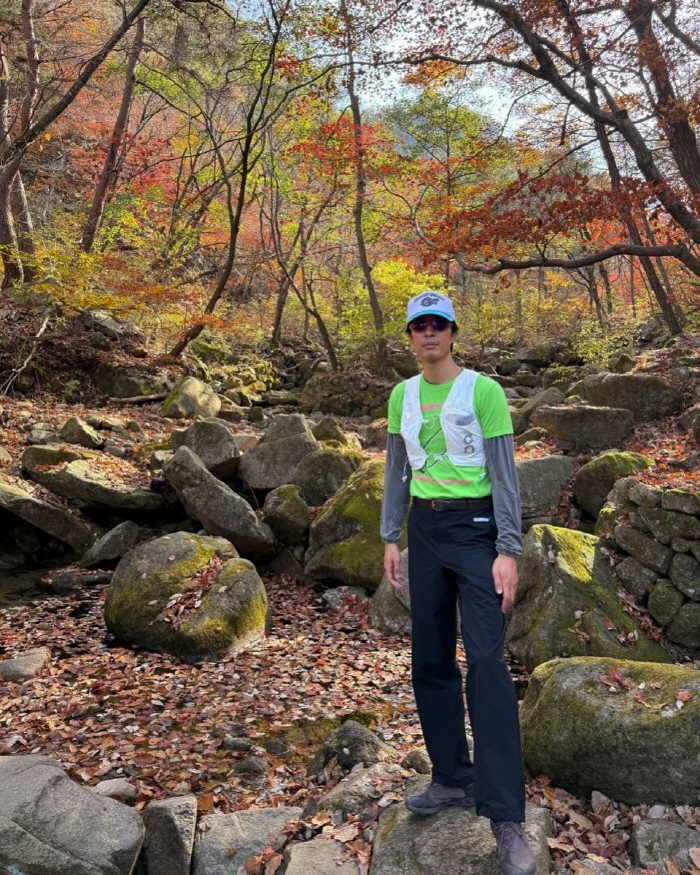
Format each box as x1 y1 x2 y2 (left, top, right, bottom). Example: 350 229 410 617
387 372 513 500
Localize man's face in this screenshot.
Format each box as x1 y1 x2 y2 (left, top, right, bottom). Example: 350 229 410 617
408 316 455 364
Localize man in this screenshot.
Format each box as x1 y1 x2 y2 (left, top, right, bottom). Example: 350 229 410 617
380 291 535 875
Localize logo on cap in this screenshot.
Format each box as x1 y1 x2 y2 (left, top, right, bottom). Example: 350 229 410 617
420 293 441 306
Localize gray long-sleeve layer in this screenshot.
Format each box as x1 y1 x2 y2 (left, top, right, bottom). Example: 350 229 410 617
380 432 523 558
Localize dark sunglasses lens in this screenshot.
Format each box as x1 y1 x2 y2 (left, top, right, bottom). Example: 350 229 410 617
411 318 450 332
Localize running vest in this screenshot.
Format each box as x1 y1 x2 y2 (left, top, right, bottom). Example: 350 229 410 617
400 369 487 471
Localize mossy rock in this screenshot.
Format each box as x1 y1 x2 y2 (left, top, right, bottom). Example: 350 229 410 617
104 532 269 663
573 452 654 519
160 376 221 420
508 525 671 671
304 459 406 590
134 437 173 467
290 445 365 507
521 657 700 804
594 501 636 539
262 485 310 545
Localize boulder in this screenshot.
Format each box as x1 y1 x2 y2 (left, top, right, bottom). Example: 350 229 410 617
584 373 682 423
59 416 104 449
283 837 358 875
0 755 144 874
160 376 221 420
262 485 310 545
23 446 165 511
104 532 269 662
171 420 240 478
542 365 588 392
520 657 700 804
516 455 575 519
262 389 299 406
0 647 51 682
573 453 654 518
365 418 389 450
666 603 700 647
80 521 140 568
662 490 700 516
615 556 657 598
91 361 170 398
305 459 405 590
162 447 274 557
290 446 364 506
647 579 685 627
311 416 348 444
516 343 565 368
607 352 636 373
92 779 137 803
630 819 700 875
636 507 700 545
239 413 319 490
0 474 99 555
307 720 396 776
510 387 565 434
614 524 673 575
530 405 635 451
142 795 197 875
192 807 301 875
320 762 407 817
508 525 671 671
370 779 551 875
370 548 411 634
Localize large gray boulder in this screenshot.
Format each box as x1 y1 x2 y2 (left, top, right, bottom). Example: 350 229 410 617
0 755 144 875
104 532 269 663
530 405 635 451
516 455 575 519
60 416 104 449
163 447 274 557
290 445 364 506
80 521 140 568
171 420 240 478
508 525 671 671
370 548 411 634
370 779 551 875
630 819 700 875
23 445 164 511
142 795 197 875
0 473 99 556
520 657 700 804
584 373 682 423
239 413 319 490
305 459 405 590
192 807 301 875
510 387 565 434
160 376 221 420
91 361 170 398
262 484 310 545
573 452 654 518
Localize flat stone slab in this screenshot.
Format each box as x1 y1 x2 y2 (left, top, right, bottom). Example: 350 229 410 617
531 405 634 450
0 647 51 681
284 836 357 874
0 755 144 875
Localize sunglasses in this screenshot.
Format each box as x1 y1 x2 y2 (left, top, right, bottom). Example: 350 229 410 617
409 317 452 333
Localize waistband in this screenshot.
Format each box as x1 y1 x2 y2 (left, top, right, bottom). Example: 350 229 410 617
411 496 492 511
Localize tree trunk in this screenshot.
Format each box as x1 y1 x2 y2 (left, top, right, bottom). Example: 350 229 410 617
10 172 36 282
343 5 387 372
80 17 145 253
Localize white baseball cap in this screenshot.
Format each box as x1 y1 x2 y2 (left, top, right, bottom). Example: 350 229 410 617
406 291 456 326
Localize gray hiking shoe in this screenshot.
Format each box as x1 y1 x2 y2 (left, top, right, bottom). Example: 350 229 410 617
490 821 537 875
405 780 474 816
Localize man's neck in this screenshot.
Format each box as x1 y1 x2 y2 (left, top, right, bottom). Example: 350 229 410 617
421 356 462 384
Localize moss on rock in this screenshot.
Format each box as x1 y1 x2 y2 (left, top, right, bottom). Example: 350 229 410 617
508 525 671 671
574 452 654 519
304 459 406 590
104 532 269 662
520 656 700 804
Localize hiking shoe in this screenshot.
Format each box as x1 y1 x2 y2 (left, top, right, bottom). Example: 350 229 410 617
490 821 537 875
405 780 475 816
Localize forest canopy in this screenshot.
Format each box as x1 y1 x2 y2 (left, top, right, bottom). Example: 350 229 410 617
0 0 698 364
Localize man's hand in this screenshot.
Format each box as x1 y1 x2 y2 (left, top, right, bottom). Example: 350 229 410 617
493 554 518 613
384 543 405 590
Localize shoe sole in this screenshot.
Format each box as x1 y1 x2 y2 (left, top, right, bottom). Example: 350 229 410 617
404 796 475 816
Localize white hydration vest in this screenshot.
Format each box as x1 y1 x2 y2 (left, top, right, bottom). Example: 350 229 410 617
400 369 487 471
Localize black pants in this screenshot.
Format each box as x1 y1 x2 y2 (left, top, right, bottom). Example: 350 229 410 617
407 503 526 823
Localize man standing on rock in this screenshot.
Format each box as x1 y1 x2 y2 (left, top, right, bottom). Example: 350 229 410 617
380 291 535 875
